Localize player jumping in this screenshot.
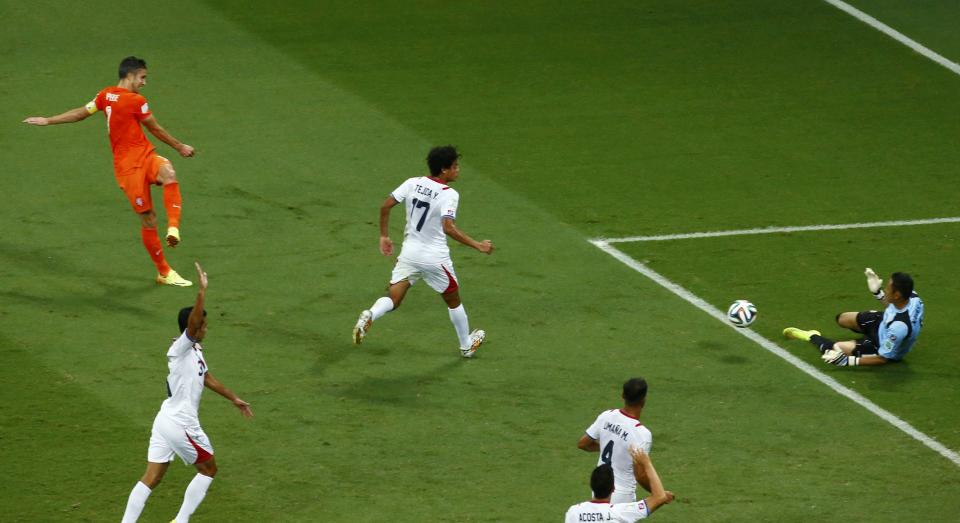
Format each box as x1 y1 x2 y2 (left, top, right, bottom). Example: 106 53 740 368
352 145 494 358
120 262 253 522
784 269 924 366
23 56 195 286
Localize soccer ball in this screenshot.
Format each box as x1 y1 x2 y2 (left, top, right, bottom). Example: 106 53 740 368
727 300 757 328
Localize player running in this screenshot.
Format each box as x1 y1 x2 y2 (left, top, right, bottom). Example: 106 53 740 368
352 145 494 358
23 56 195 286
564 449 674 522
578 378 654 503
120 262 253 523
784 269 924 367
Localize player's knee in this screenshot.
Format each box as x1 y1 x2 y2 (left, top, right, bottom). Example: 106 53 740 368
442 291 461 308
159 165 177 184
196 457 217 477
140 211 158 228
141 471 163 488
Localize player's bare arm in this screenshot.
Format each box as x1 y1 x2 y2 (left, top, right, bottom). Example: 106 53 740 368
577 434 600 452
632 452 653 493
630 447 674 513
442 218 493 254
22 106 92 126
141 115 194 157
204 373 253 418
379 196 399 256
186 262 208 340
856 354 889 366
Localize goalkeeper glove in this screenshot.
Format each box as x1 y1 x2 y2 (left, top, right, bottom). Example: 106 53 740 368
865 268 885 300
821 349 860 366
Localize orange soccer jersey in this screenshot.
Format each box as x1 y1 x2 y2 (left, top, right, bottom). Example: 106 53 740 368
93 86 156 177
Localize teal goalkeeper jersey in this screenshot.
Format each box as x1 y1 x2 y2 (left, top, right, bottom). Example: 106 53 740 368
877 294 923 361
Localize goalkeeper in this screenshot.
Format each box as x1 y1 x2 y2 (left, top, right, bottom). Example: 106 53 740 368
783 270 924 367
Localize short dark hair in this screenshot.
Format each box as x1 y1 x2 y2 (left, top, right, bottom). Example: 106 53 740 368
426 145 461 176
890 272 914 300
119 56 147 79
591 464 615 499
623 377 648 406
178 306 206 332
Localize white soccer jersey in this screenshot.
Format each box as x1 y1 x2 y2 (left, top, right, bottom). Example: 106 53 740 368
585 410 653 499
564 500 650 522
158 331 208 427
391 176 459 263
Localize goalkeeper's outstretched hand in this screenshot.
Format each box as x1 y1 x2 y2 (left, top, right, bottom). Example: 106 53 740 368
865 268 884 296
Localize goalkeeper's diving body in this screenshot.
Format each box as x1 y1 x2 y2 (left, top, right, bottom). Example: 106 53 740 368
783 269 924 367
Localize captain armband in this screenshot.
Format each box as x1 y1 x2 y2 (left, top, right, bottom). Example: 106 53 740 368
84 100 98 114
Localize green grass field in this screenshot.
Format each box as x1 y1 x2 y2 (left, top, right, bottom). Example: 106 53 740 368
3 1 960 521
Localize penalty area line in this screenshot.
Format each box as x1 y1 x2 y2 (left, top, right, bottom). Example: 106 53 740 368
596 216 960 244
589 239 960 468
822 0 960 77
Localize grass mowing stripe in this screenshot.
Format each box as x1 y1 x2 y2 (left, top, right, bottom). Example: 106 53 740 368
823 0 960 76
597 216 960 243
590 239 960 468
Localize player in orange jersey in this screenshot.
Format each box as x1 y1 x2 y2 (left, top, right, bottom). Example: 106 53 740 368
23 56 195 286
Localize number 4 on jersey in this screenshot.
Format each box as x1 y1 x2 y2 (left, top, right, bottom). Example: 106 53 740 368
601 441 614 466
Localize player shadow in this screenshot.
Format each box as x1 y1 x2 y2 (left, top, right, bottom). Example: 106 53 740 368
860 358 916 388
334 357 463 407
695 339 749 365
0 241 155 316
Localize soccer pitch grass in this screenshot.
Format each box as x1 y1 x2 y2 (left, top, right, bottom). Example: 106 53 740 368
3 0 960 521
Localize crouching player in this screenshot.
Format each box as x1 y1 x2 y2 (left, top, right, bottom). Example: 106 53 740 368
564 448 674 522
121 262 253 522
784 269 924 367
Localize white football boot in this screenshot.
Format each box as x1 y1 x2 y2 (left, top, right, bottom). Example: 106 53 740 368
352 310 372 345
460 329 485 358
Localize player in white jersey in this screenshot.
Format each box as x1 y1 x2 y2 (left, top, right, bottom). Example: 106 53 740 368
121 263 253 523
784 270 924 367
352 146 494 357
564 449 673 522
578 378 654 503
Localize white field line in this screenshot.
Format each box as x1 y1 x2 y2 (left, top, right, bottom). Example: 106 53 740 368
598 217 960 244
589 239 960 467
823 0 960 77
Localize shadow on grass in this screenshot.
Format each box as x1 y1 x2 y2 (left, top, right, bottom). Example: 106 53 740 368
0 241 155 317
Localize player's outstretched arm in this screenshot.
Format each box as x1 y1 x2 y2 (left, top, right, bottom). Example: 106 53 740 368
204 373 253 418
577 434 600 452
22 106 91 126
864 268 885 301
141 115 194 157
379 196 399 256
630 447 674 514
442 218 493 254
186 262 208 340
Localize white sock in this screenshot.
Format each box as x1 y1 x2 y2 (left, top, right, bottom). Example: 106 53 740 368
121 481 152 523
370 296 394 321
174 473 214 522
448 304 471 349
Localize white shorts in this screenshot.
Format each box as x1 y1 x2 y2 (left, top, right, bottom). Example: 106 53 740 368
390 257 459 294
611 490 637 504
147 412 214 465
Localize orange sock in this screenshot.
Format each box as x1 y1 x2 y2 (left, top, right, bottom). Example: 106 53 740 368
141 226 171 276
163 182 182 229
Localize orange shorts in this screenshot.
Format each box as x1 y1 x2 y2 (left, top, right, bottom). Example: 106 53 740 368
115 155 169 213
